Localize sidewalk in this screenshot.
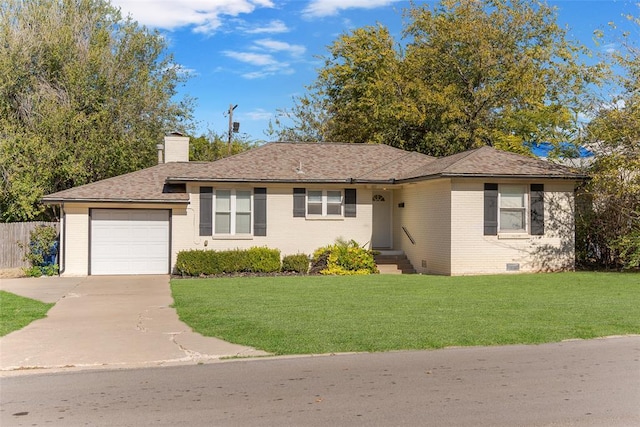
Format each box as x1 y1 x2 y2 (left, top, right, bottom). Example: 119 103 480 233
0 275 268 375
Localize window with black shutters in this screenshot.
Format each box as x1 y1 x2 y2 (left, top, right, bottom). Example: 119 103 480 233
484 183 544 236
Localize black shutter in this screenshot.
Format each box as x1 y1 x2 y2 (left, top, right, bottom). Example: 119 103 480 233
484 183 498 235
293 188 306 217
254 188 267 236
530 184 544 236
199 187 213 236
344 188 356 217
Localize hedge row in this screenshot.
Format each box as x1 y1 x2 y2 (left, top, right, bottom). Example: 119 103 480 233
175 240 378 277
175 247 310 276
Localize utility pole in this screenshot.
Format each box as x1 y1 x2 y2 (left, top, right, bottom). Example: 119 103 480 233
227 104 238 155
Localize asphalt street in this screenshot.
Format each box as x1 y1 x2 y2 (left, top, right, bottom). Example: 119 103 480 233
2 336 639 426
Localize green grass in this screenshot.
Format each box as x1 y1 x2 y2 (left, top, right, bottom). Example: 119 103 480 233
0 291 54 336
170 272 640 355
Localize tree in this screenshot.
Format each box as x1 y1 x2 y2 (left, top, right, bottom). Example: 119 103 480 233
275 24 401 145
577 16 640 269
189 132 258 162
276 0 601 156
0 0 193 221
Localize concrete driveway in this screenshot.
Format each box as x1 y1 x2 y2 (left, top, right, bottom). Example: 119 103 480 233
0 276 268 374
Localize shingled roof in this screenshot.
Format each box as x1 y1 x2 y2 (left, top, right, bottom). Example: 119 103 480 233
400 145 585 180
165 142 436 183
43 142 585 203
42 162 192 203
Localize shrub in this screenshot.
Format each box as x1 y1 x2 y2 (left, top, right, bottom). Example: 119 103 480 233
24 264 59 277
310 239 378 275
24 266 43 278
246 247 282 273
175 250 219 276
282 254 310 274
19 225 59 276
615 230 640 270
175 247 281 276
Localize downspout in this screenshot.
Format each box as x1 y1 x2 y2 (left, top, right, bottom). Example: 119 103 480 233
58 203 66 275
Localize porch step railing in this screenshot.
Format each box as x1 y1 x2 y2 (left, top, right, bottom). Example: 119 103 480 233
401 226 416 245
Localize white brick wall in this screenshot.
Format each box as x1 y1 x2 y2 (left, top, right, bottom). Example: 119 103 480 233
450 179 576 275
59 179 576 276
180 185 373 260
394 180 452 275
61 205 89 276
61 202 186 276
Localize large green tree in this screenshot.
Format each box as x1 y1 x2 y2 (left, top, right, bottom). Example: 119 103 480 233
277 0 602 156
0 0 193 221
189 131 258 162
577 16 640 269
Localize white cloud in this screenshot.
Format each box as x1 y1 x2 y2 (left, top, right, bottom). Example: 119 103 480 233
246 108 273 120
253 39 306 56
222 51 279 67
242 71 271 79
302 0 400 18
111 0 274 33
222 50 292 78
244 19 290 34
223 36 307 79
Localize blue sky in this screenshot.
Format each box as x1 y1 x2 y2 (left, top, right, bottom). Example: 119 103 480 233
110 0 640 141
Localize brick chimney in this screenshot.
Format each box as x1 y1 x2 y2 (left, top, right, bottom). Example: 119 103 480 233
163 133 190 163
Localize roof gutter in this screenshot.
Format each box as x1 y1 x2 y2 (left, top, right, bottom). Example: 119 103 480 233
394 173 589 184
41 198 189 205
167 177 399 185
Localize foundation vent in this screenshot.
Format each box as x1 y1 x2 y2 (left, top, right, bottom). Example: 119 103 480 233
506 263 520 271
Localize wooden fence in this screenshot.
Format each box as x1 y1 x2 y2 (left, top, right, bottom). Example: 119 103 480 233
0 222 59 269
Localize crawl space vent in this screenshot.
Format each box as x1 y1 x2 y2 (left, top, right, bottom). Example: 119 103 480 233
506 263 520 271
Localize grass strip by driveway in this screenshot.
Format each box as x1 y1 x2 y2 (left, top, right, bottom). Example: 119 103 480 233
171 272 640 355
0 290 54 336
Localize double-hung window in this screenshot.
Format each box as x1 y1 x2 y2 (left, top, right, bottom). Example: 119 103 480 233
307 190 343 217
499 185 527 233
484 183 544 236
200 187 267 237
214 189 252 235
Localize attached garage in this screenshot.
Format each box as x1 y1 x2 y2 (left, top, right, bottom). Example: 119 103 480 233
90 209 170 275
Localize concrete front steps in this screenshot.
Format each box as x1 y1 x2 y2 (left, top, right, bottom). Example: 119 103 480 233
374 250 416 274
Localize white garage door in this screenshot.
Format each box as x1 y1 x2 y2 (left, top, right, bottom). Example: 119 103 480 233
91 209 170 275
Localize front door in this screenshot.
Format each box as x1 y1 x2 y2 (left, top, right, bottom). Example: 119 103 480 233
372 191 392 248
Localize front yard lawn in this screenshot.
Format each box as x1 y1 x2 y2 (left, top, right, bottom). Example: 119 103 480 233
0 291 54 336
170 272 640 355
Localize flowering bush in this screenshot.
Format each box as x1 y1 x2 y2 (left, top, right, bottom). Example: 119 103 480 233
311 239 378 275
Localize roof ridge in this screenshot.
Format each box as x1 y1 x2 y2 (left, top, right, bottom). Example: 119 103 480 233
354 149 434 179
398 146 482 179
441 146 483 164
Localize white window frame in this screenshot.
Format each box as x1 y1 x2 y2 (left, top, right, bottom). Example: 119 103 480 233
498 184 528 234
213 189 253 235
307 189 343 217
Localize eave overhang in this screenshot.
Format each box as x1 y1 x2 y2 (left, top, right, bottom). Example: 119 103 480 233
41 198 189 205
392 173 589 184
166 177 398 185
